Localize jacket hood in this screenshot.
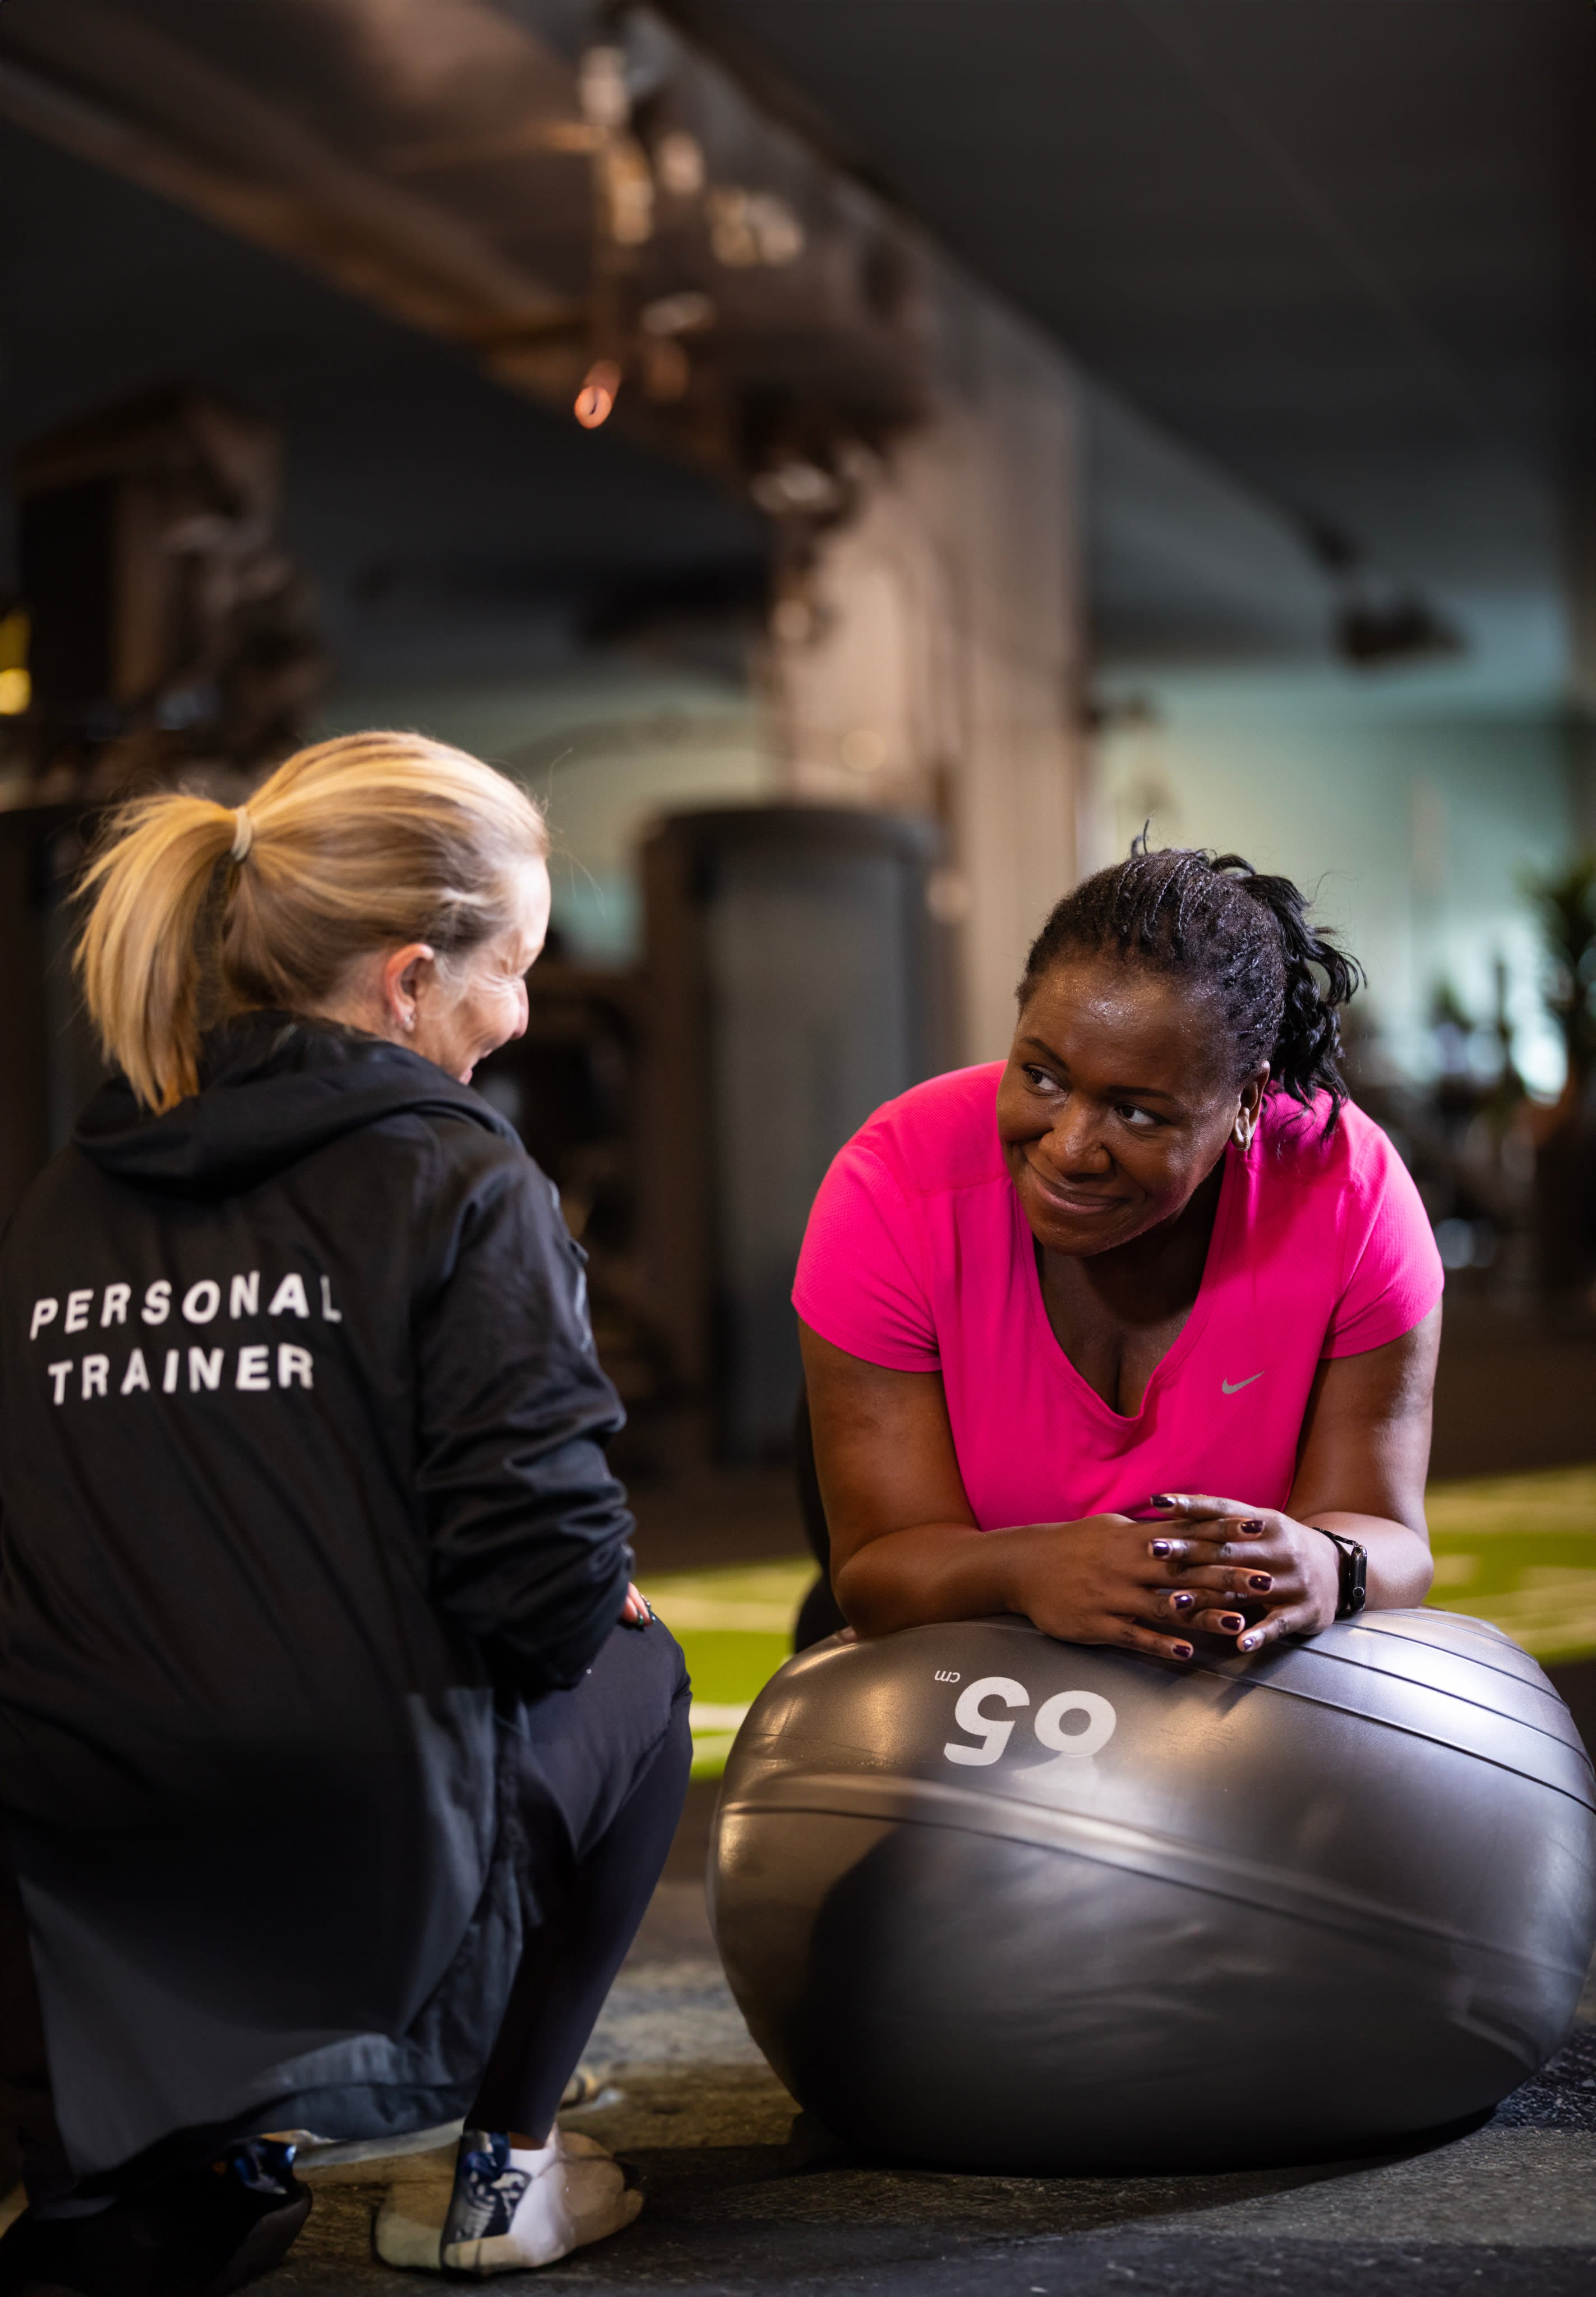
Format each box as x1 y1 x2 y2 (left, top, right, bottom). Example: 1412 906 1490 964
73 1012 518 1196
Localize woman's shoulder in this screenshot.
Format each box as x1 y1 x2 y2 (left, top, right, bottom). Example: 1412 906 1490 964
843 1063 1008 1197
1253 1095 1441 1347
1255 1094 1429 1260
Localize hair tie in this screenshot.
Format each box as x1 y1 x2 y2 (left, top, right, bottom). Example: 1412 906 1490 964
230 808 255 864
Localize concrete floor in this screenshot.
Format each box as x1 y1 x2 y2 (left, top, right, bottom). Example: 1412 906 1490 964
265 1857 1596 2296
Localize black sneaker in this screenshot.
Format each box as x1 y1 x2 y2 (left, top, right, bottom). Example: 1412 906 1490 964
0 2142 311 2297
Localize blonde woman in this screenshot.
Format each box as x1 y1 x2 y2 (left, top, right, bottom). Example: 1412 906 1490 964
0 735 688 2293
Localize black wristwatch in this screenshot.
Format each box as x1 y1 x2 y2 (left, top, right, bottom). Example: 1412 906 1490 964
1317 1529 1368 1619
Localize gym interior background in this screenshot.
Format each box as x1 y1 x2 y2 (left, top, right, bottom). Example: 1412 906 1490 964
4 0 1595 1756
6 6 1596 2286
3 0 1596 1912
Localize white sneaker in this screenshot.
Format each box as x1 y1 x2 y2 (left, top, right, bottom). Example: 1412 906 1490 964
374 2128 641 2276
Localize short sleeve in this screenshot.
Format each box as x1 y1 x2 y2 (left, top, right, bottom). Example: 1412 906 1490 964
793 1141 940 1372
1322 1123 1444 1358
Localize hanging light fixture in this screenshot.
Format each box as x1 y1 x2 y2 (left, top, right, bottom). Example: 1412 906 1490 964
574 359 622 428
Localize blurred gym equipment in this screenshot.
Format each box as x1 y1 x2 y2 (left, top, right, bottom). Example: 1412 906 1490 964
641 805 951 1459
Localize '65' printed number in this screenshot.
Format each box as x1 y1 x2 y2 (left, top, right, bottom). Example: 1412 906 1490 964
943 1675 1117 1772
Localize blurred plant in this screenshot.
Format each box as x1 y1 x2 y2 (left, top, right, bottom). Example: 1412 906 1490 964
1484 956 1528 1127
1427 978 1474 1074
1425 968 1524 1114
1523 854 1596 1090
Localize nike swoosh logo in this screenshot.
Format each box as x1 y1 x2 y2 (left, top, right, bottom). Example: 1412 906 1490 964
1222 1373 1263 1395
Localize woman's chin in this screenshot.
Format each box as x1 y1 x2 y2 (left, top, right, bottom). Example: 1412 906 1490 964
1030 1216 1120 1258
1021 1186 1134 1251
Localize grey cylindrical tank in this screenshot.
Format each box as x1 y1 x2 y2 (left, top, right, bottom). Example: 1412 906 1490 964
709 1611 1596 2174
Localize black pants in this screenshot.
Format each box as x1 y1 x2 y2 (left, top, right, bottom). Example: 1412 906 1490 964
1 1621 690 2204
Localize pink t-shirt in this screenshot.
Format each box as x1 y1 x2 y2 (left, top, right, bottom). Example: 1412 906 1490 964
793 1063 1442 1529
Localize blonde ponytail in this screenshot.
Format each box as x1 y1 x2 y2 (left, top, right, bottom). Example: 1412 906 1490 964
77 797 241 1114
76 732 549 1111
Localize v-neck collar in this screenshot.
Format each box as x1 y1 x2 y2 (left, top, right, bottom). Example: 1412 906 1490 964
1016 1141 1242 1425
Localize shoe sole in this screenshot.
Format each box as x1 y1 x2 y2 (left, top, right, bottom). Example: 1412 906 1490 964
372 2202 445 2272
201 2189 313 2297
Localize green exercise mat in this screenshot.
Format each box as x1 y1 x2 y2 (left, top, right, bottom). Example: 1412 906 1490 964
1426 1464 1596 1666
638 1560 814 1779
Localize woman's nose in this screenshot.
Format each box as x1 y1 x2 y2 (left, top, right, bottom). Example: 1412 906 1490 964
1039 1107 1109 1173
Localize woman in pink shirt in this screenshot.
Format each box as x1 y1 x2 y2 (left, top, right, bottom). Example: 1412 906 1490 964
794 843 1443 1662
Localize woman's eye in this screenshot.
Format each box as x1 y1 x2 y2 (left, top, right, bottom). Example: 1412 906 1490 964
1115 1103 1157 1128
1024 1066 1062 1094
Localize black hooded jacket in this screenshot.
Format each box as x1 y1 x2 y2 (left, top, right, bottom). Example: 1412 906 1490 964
0 1013 634 2178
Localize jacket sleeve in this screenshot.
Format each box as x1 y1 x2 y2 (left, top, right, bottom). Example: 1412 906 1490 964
413 1146 633 1693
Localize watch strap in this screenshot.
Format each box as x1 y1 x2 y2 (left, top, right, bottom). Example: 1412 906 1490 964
1316 1528 1368 1619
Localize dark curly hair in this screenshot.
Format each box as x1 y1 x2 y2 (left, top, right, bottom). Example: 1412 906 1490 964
1018 840 1363 1133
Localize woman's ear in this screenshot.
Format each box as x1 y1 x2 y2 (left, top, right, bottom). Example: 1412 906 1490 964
1233 1064 1270 1150
380 943 435 1033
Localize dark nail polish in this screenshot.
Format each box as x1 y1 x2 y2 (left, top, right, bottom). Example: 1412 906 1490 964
1220 1614 1244 1631
1171 1643 1193 1661
1171 1592 1194 1612
1248 1574 1272 1592
1238 1519 1265 1535
1148 1495 1176 1508
1150 1538 1173 1558
1239 1633 1261 1651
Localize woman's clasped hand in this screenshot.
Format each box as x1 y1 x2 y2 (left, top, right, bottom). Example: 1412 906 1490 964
1005 1497 1344 1663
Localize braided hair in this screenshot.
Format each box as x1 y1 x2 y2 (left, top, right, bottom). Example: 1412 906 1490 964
1019 840 1363 1133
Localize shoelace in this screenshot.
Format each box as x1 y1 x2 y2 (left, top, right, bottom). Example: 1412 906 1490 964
218 2139 298 2199
448 2134 531 2242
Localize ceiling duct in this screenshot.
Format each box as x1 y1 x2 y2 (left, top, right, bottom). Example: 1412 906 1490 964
0 0 931 490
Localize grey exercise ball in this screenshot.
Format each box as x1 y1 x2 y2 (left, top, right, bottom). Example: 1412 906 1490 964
709 1609 1596 2174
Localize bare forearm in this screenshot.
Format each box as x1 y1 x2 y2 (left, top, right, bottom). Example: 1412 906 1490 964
1301 1511 1434 1608
832 1520 1044 1635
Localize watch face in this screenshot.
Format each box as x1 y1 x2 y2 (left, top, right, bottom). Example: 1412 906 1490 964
1339 1543 1368 1619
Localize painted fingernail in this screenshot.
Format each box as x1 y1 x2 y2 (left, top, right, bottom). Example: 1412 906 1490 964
1148 1495 1177 1508
1171 1643 1193 1661
1238 1520 1265 1535
1220 1613 1245 1632
1150 1538 1173 1558
1248 1574 1272 1592
1239 1632 1262 1651
1170 1591 1194 1612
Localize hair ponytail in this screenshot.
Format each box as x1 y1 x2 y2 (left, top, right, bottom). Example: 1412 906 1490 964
1020 840 1363 1134
76 795 244 1114
76 731 549 1113
1228 862 1362 1121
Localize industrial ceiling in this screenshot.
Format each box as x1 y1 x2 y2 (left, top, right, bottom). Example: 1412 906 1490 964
1 1 1588 682
665 0 1595 633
